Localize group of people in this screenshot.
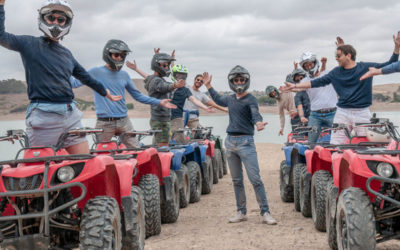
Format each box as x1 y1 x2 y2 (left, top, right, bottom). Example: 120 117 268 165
267 34 400 145
0 0 277 226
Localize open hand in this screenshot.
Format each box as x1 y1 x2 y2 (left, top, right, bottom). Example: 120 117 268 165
301 117 308 123
256 121 268 131
160 99 177 109
393 31 400 48
202 72 213 88
279 82 295 92
289 110 298 119
360 67 382 81
106 89 122 102
336 36 344 46
126 60 137 71
154 48 160 54
206 106 215 113
293 61 298 69
320 57 327 64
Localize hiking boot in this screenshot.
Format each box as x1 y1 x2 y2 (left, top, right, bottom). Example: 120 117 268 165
261 212 277 225
229 211 247 223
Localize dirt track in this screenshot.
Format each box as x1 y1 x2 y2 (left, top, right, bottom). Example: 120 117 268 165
146 143 400 250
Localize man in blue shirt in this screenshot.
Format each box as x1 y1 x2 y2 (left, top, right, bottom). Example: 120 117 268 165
71 40 176 147
204 66 277 225
281 36 400 144
0 0 121 154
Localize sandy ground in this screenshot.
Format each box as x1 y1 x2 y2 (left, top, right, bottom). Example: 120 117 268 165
145 143 400 250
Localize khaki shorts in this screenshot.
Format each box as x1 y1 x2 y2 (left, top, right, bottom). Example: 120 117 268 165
150 119 171 144
187 118 200 129
95 117 139 148
25 108 87 148
171 117 185 144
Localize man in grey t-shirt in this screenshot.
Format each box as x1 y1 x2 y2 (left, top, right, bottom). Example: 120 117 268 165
183 73 228 128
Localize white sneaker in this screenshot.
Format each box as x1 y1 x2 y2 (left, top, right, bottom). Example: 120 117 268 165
229 211 247 223
261 212 277 225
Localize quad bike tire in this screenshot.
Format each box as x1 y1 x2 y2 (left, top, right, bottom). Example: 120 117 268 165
293 163 305 212
336 187 376 250
179 164 191 208
300 166 312 217
187 161 202 203
139 174 161 237
212 154 219 184
79 196 122 250
311 170 332 232
279 160 294 202
161 170 180 223
202 155 213 194
221 148 228 175
326 180 338 250
214 148 224 179
122 186 145 250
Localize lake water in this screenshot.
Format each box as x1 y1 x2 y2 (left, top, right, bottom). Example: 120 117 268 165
0 111 399 161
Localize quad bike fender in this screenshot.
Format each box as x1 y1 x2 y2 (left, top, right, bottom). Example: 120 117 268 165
175 169 184 190
204 139 215 157
293 143 309 156
158 152 174 178
331 152 343 187
281 162 291 186
199 144 208 163
162 175 174 202
305 149 314 174
0 234 50 250
303 171 312 192
136 148 158 165
184 143 196 155
282 145 294 167
114 159 137 197
314 146 332 163
308 147 332 175
170 148 185 171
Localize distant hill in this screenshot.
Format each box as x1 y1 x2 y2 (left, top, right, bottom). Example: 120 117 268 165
0 78 400 114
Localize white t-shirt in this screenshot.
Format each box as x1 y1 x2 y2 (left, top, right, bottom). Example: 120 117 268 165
183 87 211 119
302 70 338 111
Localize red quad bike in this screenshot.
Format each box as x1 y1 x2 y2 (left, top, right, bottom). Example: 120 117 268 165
302 124 389 234
0 128 145 250
92 130 181 238
326 117 400 250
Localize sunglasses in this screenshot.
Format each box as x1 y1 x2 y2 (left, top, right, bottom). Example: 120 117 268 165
195 78 204 83
111 52 127 59
44 14 67 24
233 77 246 83
160 63 170 68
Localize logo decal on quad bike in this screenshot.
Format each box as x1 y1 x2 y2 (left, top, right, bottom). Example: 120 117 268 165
33 151 40 157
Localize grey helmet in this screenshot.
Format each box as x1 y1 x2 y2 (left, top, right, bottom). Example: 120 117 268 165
285 73 294 83
290 68 307 83
227 65 250 94
265 85 279 99
151 53 176 77
299 51 320 77
103 39 131 71
38 0 74 40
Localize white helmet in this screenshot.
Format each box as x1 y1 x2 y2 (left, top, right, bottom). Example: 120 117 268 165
38 0 73 40
366 127 391 143
299 51 320 77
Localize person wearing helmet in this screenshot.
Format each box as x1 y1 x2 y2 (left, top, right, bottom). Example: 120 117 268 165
144 52 186 146
0 0 121 154
282 35 400 144
204 66 277 225
70 40 177 148
183 74 228 129
296 53 338 144
291 69 311 125
169 64 213 144
266 84 298 135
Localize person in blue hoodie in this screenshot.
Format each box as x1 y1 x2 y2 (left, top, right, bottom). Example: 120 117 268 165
71 39 176 147
0 0 121 154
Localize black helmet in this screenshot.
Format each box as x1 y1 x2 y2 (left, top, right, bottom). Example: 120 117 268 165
227 65 250 94
151 53 175 77
287 68 307 83
265 85 279 99
102 39 131 71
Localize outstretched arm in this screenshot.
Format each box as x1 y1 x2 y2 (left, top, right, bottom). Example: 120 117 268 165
203 72 229 107
126 60 149 78
206 99 228 112
0 1 25 52
188 96 213 111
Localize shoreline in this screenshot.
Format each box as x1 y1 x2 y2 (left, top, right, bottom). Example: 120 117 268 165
0 102 398 121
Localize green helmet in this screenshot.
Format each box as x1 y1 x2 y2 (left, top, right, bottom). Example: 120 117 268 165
171 64 189 82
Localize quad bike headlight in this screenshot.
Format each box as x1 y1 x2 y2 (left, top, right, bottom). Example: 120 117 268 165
57 166 75 183
376 162 394 178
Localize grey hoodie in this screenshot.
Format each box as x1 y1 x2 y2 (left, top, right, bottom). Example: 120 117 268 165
144 75 175 121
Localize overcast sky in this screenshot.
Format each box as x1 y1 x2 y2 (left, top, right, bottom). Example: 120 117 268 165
1 0 400 91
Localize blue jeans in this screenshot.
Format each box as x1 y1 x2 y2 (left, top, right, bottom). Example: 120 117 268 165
308 110 336 143
224 135 270 215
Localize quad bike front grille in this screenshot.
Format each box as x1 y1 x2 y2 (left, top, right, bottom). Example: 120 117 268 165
2 174 43 191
